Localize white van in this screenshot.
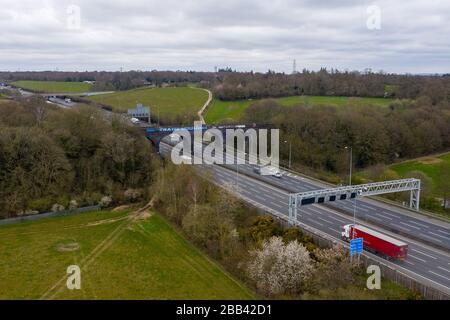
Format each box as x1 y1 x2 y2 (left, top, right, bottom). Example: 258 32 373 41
254 165 283 178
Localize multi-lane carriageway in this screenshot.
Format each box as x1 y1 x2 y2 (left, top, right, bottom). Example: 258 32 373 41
158 140 450 295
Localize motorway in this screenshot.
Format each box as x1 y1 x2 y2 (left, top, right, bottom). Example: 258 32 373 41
221 163 450 251
159 140 450 294
47 96 77 109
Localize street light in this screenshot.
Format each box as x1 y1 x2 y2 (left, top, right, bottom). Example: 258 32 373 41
352 189 363 239
284 140 292 169
344 146 353 186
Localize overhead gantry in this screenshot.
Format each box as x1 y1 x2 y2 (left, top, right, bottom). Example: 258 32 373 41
288 178 421 220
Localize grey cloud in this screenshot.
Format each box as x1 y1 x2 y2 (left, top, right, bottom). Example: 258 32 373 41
0 0 448 73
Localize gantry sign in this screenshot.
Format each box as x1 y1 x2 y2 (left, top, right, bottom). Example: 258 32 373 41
288 178 421 220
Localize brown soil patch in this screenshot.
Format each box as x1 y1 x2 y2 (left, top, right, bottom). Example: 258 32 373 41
56 242 80 252
418 157 443 165
85 216 128 227
130 210 153 221
112 205 132 212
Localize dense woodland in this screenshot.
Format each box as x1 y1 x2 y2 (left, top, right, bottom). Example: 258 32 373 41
0 98 158 217
213 70 450 103
243 99 450 171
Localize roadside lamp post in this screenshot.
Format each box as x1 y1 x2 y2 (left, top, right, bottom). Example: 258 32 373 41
345 146 353 186
284 140 292 169
236 157 239 189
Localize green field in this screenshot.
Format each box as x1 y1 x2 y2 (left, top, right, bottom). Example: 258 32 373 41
0 210 254 299
87 87 208 122
390 152 450 197
12 80 94 93
205 95 394 123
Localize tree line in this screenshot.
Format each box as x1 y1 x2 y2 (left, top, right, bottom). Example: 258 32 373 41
2 69 449 105
0 70 215 91
212 69 450 103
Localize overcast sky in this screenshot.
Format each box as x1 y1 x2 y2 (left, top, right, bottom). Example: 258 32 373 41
0 0 449 73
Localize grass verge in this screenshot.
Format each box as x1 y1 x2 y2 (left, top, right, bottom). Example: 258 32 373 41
12 81 93 93
205 95 394 123
0 209 254 299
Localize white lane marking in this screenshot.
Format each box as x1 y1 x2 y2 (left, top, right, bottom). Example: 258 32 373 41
380 211 398 218
265 193 283 202
395 225 411 232
307 207 345 224
408 254 426 263
429 271 450 281
419 233 443 243
399 222 421 230
271 202 285 210
411 248 437 260
325 214 348 224
328 227 340 234
437 266 450 273
374 213 393 221
215 172 226 178
428 232 450 240
265 192 287 201
436 229 450 236
308 219 324 227
406 220 430 228
253 194 268 202
404 260 415 266
359 203 373 210
316 216 333 224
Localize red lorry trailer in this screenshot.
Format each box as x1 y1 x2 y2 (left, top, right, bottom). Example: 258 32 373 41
341 224 408 261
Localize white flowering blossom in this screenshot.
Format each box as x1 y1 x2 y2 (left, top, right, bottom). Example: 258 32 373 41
247 236 313 295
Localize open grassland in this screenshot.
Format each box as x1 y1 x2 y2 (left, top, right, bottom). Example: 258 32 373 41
205 95 394 123
390 152 450 197
12 80 93 93
87 87 208 123
0 210 254 300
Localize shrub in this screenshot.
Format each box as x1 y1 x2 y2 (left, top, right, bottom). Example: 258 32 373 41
247 237 313 296
69 200 79 210
99 196 112 208
27 197 53 213
51 204 65 212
